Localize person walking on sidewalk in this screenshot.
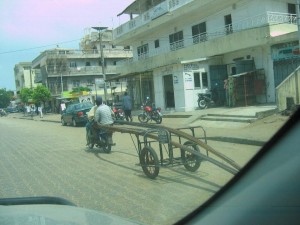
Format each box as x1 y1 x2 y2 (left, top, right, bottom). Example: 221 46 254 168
122 92 133 122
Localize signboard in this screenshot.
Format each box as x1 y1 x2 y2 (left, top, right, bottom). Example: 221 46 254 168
184 72 194 90
79 95 93 104
272 41 300 61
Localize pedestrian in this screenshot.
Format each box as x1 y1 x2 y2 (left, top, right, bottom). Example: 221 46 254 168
122 92 133 122
38 106 43 118
224 78 229 106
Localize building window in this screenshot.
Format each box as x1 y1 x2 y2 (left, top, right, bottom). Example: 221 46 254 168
137 44 149 59
194 72 208 89
192 22 207 44
169 30 184 51
70 62 77 68
288 3 297 23
72 80 80 87
87 79 93 86
224 14 233 35
288 3 296 14
85 62 91 66
154 39 160 48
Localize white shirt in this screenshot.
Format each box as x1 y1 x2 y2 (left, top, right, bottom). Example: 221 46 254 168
95 104 114 125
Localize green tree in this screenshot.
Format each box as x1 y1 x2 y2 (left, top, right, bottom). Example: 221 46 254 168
32 85 51 106
0 88 11 108
71 86 91 93
19 88 33 104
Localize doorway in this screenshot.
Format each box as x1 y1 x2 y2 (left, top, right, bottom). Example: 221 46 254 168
163 75 175 108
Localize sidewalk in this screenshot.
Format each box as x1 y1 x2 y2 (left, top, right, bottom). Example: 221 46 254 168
8 105 278 124
7 104 288 146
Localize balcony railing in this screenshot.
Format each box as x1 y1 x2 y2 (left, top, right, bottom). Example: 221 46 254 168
115 0 193 38
170 40 184 51
47 65 117 76
117 11 297 67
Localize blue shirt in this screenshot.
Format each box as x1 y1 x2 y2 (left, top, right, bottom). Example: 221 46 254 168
123 95 132 110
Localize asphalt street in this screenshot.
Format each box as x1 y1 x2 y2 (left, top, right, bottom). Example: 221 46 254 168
0 111 287 224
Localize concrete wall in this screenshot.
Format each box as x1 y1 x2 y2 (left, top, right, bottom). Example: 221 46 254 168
276 66 300 112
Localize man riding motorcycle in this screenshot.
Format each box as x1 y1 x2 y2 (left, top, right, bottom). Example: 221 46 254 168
94 96 114 145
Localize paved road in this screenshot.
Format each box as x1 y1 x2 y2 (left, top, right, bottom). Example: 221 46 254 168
0 115 265 224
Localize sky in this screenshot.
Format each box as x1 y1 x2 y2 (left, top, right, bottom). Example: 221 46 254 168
0 0 134 91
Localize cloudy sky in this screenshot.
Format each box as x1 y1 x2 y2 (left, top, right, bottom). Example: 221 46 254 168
0 0 134 91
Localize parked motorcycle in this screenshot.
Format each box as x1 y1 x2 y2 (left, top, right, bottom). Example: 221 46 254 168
0 109 7 117
112 106 125 121
138 98 163 124
197 85 219 109
86 125 114 153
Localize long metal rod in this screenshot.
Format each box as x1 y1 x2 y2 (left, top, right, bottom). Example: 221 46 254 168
94 122 241 174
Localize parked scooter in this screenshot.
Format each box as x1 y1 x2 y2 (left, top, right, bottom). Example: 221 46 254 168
138 97 163 124
86 125 114 153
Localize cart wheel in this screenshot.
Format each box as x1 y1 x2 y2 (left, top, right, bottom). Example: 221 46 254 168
181 141 202 172
140 146 160 179
86 130 94 149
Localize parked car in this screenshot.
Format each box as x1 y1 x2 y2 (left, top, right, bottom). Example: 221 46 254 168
61 101 93 127
6 106 19 113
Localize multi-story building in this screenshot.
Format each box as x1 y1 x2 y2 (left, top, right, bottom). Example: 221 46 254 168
32 29 132 108
14 62 39 94
112 0 300 111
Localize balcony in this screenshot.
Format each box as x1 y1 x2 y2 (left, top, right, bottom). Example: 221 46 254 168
32 49 132 69
116 11 298 74
114 0 193 39
46 65 117 77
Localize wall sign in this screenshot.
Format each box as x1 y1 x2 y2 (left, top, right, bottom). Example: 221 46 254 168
184 72 193 90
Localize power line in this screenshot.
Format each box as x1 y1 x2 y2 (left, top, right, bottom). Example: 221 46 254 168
0 39 81 55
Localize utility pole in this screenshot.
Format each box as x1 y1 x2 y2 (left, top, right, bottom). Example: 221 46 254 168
297 0 300 47
60 72 63 97
92 26 108 102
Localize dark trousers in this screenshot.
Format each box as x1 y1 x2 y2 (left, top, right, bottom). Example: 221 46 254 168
124 109 132 121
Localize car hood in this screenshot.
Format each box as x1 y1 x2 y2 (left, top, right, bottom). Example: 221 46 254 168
0 204 142 225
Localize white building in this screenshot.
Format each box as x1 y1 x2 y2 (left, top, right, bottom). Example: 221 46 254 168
32 29 132 108
14 62 38 93
113 0 300 111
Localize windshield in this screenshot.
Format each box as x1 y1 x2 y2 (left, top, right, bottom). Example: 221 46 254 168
0 0 299 224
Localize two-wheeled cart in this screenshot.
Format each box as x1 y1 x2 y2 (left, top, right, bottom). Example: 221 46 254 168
95 121 241 179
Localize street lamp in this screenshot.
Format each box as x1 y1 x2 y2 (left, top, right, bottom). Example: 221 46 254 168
92 26 108 102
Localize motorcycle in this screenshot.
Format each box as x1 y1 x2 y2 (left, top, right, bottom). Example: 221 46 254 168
86 123 114 153
197 85 219 109
0 109 7 117
112 106 125 121
138 99 163 124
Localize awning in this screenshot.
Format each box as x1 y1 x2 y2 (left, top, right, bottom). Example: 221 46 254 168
106 72 140 81
117 0 145 16
230 70 257 77
181 58 209 64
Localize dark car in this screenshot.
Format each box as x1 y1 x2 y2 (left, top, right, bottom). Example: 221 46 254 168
61 101 93 127
6 106 19 113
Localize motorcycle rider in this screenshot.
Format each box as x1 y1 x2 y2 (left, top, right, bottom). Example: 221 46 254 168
94 96 114 144
86 96 102 134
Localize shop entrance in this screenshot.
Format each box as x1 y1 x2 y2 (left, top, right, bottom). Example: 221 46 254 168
163 75 175 108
